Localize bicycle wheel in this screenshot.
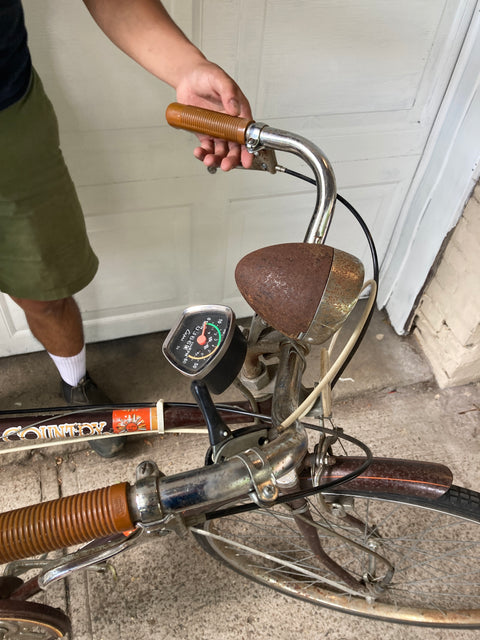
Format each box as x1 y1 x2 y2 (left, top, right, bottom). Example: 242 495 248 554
193 484 480 627
0 600 70 639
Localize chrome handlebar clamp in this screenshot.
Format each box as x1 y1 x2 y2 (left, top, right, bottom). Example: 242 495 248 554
134 460 164 525
134 460 189 537
233 448 279 506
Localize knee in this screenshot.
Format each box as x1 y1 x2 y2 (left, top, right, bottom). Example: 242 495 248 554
10 296 70 319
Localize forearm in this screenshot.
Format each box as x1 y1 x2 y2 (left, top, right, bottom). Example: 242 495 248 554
82 0 206 88
83 0 253 170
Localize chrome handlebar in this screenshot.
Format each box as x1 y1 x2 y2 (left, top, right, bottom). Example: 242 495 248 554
245 122 337 244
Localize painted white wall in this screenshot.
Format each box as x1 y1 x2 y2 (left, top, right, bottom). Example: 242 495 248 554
380 3 480 332
0 0 477 355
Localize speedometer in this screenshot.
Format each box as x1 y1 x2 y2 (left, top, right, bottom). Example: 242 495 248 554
162 305 247 394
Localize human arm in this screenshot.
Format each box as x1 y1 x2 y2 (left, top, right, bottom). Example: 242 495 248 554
82 0 253 170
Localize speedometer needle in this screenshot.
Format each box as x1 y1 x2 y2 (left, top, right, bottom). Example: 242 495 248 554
197 322 207 346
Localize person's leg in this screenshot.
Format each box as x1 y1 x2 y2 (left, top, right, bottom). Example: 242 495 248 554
10 295 125 457
11 296 84 357
10 295 88 391
0 68 124 456
10 294 107 403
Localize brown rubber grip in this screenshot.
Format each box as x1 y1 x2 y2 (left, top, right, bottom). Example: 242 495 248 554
0 483 133 563
166 102 253 144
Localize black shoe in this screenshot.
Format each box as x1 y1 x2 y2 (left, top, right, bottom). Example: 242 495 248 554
62 373 126 458
62 372 111 405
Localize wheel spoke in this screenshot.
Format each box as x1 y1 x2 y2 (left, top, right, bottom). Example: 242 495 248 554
196 488 480 627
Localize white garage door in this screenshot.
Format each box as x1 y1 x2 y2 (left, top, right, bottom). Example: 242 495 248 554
0 0 476 355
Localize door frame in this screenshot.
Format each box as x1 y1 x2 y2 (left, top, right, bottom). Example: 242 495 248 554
379 1 480 333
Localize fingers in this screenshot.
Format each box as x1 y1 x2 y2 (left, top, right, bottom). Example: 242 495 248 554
240 145 254 170
220 144 241 172
194 135 252 171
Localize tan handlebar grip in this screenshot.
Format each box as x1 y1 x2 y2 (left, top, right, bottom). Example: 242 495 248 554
166 102 253 144
0 483 133 563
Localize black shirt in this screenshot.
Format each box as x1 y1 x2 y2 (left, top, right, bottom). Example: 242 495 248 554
0 0 31 110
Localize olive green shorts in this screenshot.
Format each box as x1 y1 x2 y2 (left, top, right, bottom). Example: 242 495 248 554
0 69 98 301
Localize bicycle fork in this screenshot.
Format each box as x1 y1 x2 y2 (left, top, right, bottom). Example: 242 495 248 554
270 342 392 595
279 477 364 591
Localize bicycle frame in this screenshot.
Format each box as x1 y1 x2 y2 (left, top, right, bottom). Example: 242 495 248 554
0 399 273 452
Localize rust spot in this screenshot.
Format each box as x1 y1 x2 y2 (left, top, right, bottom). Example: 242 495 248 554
235 243 334 337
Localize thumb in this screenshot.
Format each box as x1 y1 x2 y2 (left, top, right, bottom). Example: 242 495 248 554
225 97 241 116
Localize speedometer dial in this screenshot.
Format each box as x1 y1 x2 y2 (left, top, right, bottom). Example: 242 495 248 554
162 305 247 394
163 306 233 375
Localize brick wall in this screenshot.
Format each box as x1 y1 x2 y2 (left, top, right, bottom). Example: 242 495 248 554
413 182 480 388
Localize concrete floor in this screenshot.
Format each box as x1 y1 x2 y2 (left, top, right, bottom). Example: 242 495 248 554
0 305 479 640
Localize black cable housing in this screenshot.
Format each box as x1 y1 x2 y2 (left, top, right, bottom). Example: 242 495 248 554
280 167 379 387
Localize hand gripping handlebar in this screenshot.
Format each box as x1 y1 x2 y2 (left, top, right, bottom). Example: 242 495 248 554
165 102 337 244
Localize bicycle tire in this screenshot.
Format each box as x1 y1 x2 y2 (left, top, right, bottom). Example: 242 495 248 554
0 600 70 639
193 484 480 628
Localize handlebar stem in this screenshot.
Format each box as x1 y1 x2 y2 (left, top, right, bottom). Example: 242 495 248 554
246 123 337 244
271 341 308 429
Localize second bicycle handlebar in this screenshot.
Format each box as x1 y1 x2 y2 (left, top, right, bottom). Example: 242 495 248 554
0 483 133 564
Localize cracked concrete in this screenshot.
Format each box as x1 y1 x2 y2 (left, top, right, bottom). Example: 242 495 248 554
0 305 479 639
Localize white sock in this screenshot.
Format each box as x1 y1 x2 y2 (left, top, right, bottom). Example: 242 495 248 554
48 345 87 387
